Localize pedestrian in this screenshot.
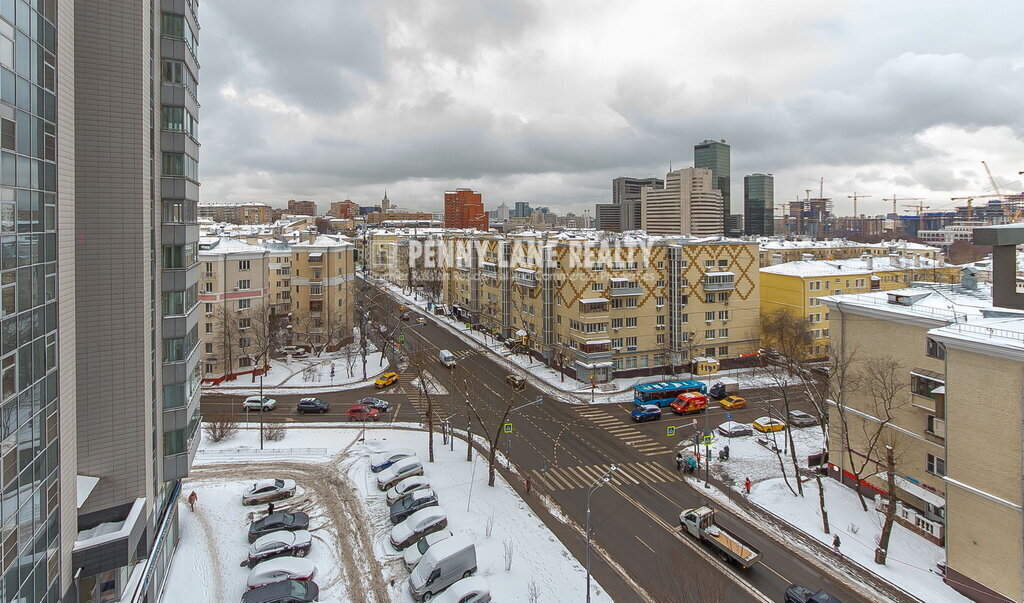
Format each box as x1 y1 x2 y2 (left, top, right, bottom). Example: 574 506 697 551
833 534 841 555
267 502 275 517
676 451 684 472
744 477 752 495
525 475 532 494
187 490 198 512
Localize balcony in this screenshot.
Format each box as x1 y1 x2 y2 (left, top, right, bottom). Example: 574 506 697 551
608 278 642 296
565 339 612 363
702 272 735 291
514 268 537 287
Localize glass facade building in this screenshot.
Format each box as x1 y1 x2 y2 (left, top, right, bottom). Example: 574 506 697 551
693 139 731 231
744 173 774 236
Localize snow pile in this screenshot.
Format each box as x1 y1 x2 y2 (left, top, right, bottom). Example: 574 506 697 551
205 347 390 395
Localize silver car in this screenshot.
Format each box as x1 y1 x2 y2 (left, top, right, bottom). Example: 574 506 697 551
242 479 297 506
243 395 278 411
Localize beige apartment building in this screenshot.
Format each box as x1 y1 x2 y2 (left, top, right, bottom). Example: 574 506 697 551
290 235 356 352
198 202 274 224
424 230 760 381
641 167 724 237
823 266 1023 602
758 238 942 267
198 237 270 383
267 244 292 316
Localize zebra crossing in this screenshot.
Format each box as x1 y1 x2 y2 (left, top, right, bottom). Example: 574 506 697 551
529 461 682 491
575 407 674 457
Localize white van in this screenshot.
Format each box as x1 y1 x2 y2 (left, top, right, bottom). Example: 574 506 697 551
408 534 477 601
438 350 456 368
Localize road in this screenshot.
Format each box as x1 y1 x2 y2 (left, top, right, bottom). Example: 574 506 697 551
202 287 879 602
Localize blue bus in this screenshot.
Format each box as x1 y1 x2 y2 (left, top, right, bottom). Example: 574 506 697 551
633 380 707 407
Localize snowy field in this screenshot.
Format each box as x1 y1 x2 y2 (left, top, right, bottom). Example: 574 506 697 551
203 346 390 395
163 425 611 602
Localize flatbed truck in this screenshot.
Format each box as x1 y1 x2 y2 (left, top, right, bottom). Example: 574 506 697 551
679 505 761 569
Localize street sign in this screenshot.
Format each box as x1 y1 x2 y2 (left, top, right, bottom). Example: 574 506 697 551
503 422 514 434
702 434 714 446
726 413 732 420
398 334 406 342
667 426 676 437
691 419 697 426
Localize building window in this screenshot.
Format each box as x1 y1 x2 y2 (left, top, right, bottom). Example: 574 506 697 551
656 315 666 325
625 336 637 347
611 338 622 347
656 333 665 344
718 346 729 356
705 311 715 322
927 454 946 476
809 281 821 291
239 318 251 329
204 323 212 334
718 310 729 320
162 152 199 180
238 299 251 310
161 105 198 138
162 243 197 269
718 292 729 302
161 13 198 53
591 283 603 292
625 297 637 308
718 328 728 338
656 296 664 306
612 318 623 329
205 343 213 353
611 298 623 309
681 313 688 323
926 338 945 360
238 260 251 271
237 280 250 290
705 293 715 303
705 329 715 340
705 260 715 268
625 317 637 328
911 374 943 400
705 347 716 357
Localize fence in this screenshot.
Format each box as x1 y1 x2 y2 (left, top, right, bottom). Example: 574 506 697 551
198 447 329 457
875 495 944 545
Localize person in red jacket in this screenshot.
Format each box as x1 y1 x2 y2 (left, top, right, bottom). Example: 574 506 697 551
744 477 752 495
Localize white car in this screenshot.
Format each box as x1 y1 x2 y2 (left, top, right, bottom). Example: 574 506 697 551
377 457 424 491
404 529 453 570
243 395 278 411
242 479 297 506
247 530 313 566
279 345 308 358
246 557 316 590
716 421 753 438
390 506 448 550
386 476 431 505
370 448 417 473
433 576 491 603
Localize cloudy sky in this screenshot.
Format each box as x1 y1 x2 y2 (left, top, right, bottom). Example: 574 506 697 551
199 0 1024 218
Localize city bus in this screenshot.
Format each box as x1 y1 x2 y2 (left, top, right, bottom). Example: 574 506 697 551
633 380 707 407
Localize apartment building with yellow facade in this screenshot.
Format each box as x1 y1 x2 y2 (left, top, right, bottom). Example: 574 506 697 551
761 253 961 357
401 230 762 382
198 237 270 383
289 235 356 352
758 238 942 267
822 262 1024 603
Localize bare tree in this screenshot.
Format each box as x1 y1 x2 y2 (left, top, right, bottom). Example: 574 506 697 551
213 305 241 380
406 343 438 463
465 376 528 488
248 300 284 383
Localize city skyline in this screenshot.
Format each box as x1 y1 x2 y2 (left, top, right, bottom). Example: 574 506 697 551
199 0 1023 218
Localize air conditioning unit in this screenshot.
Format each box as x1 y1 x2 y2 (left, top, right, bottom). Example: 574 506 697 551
724 300 729 306
656 325 665 330
613 327 621 332
706 320 713 324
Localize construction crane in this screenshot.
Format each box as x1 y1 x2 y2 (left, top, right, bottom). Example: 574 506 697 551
950 193 1004 220
847 192 872 216
903 202 931 232
885 195 924 216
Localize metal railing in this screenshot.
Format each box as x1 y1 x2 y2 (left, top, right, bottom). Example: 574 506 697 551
197 447 329 456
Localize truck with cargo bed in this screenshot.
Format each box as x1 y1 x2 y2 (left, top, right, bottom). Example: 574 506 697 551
679 505 761 569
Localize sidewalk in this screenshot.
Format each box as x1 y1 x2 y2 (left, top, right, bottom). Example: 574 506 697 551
204 348 391 395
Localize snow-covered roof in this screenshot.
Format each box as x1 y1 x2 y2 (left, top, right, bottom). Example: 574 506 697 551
820 282 1000 325
758 237 940 252
292 234 353 249
198 236 267 256
760 255 950 277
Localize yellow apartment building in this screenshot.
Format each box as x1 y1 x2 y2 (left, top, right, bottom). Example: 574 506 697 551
289 235 356 352
761 254 961 357
758 238 942 267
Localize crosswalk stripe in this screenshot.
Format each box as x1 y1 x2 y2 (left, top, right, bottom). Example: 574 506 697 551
606 425 635 432
564 466 595 488
645 450 672 456
645 462 682 481
553 468 585 489
630 462 666 483
531 469 555 491
543 469 573 490
635 442 665 451
613 465 642 485
617 433 646 441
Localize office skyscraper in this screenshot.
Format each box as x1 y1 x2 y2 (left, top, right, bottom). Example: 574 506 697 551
641 168 724 236
612 177 664 205
513 201 532 218
694 139 730 229
744 173 775 236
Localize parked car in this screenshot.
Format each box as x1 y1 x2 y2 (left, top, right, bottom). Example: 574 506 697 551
390 507 449 550
630 404 662 423
243 396 278 411
401 312 412 321
296 397 329 414
408 534 476 601
279 346 308 359
377 457 425 491
375 372 399 388
390 489 440 524
359 397 392 412
248 512 311 543
387 476 432 505
752 416 786 433
788 410 820 428
370 449 417 473
784 584 842 603
247 530 312 566
241 579 319 603
432 576 491 603
242 479 297 506
505 373 526 391
717 421 754 438
347 405 380 422
718 395 748 410
403 529 453 570
247 557 316 590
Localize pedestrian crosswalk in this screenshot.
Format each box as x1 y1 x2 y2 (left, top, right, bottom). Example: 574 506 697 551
529 461 682 491
574 407 674 457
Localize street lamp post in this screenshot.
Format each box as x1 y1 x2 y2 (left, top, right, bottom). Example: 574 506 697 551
586 464 618 603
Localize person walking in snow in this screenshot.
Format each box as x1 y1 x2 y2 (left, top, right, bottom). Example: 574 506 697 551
187 490 198 512
267 502 275 517
833 534 842 556
744 477 752 495
676 451 685 472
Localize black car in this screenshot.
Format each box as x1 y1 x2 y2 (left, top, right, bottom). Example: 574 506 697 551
248 512 310 543
389 489 439 524
241 579 319 603
296 397 328 414
358 396 392 412
709 383 727 400
785 584 841 603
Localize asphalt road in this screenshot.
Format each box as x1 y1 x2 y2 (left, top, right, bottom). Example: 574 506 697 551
201 288 871 603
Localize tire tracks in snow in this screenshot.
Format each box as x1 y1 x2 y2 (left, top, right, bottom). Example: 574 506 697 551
185 501 226 600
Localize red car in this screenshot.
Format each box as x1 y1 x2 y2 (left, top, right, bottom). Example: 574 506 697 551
347 405 380 422
670 392 708 415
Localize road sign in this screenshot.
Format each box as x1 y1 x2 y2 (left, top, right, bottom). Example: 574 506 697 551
503 422 514 434
398 334 406 342
691 419 697 426
703 434 714 446
667 426 676 437
726 413 732 420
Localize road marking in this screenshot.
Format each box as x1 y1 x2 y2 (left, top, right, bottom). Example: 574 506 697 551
390 404 402 422
530 469 555 491
612 465 642 485
644 450 674 457
634 535 656 554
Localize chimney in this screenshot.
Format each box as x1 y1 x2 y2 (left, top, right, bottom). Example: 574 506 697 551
973 225 1024 309
960 267 978 291
864 254 873 271
771 253 782 266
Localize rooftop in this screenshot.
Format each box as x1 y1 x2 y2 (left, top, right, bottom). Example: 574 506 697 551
197 236 267 255
758 237 939 252
760 255 950 277
819 281 1002 324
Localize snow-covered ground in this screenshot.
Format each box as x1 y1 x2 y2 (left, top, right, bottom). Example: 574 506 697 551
203 346 391 395
692 422 966 602
164 425 611 602
409 371 449 395
375 278 799 404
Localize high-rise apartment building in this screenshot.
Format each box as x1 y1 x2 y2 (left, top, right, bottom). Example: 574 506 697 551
65 2 202 601
287 199 317 216
694 140 730 229
744 173 774 236
444 188 489 230
612 176 663 204
641 168 724 236
513 201 531 218
328 199 360 219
